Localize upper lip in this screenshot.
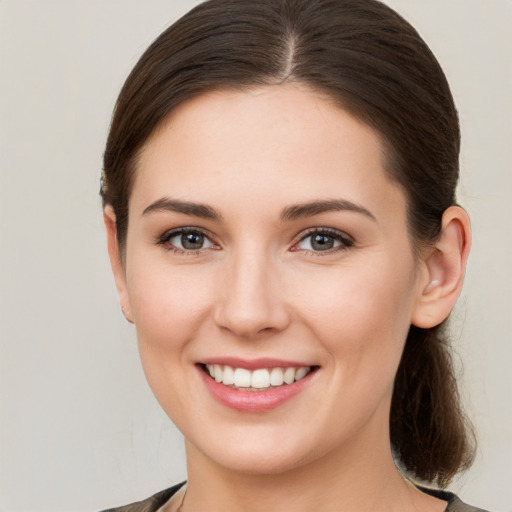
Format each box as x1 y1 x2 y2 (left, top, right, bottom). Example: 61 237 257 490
198 357 315 370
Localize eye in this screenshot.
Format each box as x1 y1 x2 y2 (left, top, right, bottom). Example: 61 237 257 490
158 228 216 252
294 229 353 253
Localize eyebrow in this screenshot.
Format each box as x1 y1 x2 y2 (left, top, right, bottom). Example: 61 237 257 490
142 197 222 220
280 199 376 222
142 197 376 223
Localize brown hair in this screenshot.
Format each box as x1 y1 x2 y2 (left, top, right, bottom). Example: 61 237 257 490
101 0 475 487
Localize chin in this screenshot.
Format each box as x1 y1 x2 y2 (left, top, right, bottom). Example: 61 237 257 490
211 447 310 476
185 422 332 477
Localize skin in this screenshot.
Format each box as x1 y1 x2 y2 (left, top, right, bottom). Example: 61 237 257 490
105 84 470 512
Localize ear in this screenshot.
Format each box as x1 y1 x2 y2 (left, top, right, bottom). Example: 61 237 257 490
412 206 471 328
104 205 134 323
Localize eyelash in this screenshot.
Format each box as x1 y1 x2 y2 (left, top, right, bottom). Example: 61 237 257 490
157 227 354 256
157 227 218 255
292 228 354 256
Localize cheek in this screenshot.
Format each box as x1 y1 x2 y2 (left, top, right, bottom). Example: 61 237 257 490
291 257 416 370
125 261 217 422
126 256 215 355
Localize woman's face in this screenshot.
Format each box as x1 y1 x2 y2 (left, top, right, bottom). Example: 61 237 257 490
115 84 427 475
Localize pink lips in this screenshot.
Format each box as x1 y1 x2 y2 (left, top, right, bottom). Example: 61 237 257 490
197 358 317 413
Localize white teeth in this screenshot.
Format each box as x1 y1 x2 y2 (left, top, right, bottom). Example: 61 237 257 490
251 369 270 389
283 367 296 384
222 365 235 385
205 364 312 389
295 367 309 381
269 367 284 386
233 368 251 388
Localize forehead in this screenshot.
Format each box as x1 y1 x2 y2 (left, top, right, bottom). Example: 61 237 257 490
132 84 406 222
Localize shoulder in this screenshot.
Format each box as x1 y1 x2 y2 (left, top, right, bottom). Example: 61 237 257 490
99 482 185 512
417 485 492 512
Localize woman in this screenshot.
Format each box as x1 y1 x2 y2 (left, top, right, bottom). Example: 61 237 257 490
100 0 487 510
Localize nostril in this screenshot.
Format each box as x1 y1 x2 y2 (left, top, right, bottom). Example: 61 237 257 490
214 304 291 339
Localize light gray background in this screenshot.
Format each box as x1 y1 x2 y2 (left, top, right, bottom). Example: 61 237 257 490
1 1 510 511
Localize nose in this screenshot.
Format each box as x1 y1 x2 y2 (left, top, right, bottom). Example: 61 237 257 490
214 249 291 339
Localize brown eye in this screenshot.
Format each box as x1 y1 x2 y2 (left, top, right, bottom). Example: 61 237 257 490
295 229 353 253
180 232 206 250
161 229 215 252
310 234 335 251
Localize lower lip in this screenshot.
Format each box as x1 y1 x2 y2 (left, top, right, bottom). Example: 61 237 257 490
198 366 315 412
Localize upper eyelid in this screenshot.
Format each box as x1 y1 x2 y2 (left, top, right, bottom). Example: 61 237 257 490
160 226 213 238
156 226 354 249
296 227 354 243
288 228 355 256
158 226 217 246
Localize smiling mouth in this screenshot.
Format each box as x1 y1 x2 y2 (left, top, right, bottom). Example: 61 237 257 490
201 364 318 391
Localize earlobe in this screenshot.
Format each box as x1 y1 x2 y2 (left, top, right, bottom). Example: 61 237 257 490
103 206 134 324
412 206 471 329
